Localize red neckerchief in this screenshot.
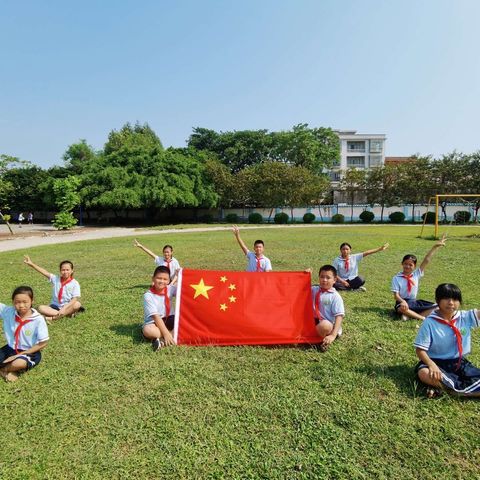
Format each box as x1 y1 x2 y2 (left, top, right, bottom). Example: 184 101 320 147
14 314 33 354
315 288 334 320
256 256 263 272
58 277 74 304
164 258 172 273
150 286 170 316
401 273 415 295
344 256 350 273
431 311 463 370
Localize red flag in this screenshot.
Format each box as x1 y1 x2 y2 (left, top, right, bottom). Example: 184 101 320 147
174 269 320 346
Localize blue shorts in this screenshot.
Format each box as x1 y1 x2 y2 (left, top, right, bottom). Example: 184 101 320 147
395 298 435 314
50 304 60 311
416 357 480 395
0 344 42 371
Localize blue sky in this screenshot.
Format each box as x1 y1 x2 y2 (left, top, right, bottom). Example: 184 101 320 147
1 0 479 168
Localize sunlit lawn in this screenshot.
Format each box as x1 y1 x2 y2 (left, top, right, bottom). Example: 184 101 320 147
0 225 479 479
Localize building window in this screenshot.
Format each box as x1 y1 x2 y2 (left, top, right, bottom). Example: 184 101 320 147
369 155 383 166
370 141 383 153
347 156 365 167
330 172 341 181
347 141 365 152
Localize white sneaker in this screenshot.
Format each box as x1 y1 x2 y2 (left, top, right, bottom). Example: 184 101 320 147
358 286 367 292
400 314 409 321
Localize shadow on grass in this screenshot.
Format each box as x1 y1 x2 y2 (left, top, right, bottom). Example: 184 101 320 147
110 323 144 344
356 364 419 397
352 306 396 317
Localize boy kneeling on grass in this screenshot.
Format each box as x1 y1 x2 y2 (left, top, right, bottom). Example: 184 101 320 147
143 266 177 351
311 265 345 352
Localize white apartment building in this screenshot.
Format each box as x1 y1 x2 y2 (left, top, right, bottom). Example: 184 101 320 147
330 130 386 202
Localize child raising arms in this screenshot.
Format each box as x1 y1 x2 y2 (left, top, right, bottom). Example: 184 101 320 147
391 234 446 321
23 255 83 321
232 225 272 272
134 239 180 280
414 283 480 398
0 286 49 382
333 241 389 291
311 265 345 352
143 266 177 351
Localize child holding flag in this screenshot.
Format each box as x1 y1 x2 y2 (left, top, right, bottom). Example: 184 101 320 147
143 265 177 351
414 283 480 397
0 286 49 382
23 255 83 322
232 225 272 272
311 265 345 352
391 234 446 321
134 239 180 281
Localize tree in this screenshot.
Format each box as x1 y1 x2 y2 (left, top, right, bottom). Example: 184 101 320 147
340 168 367 222
52 176 81 229
63 140 98 174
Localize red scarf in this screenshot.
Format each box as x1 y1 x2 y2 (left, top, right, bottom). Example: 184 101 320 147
314 288 333 320
344 257 350 272
256 256 263 272
14 314 32 354
401 274 415 295
431 312 463 370
58 277 74 304
150 286 170 316
164 258 172 273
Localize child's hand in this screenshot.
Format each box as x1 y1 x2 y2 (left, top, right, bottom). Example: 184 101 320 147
304 268 312 274
23 255 32 265
133 239 140 247
163 331 176 347
3 354 18 364
428 364 442 381
232 225 240 236
322 334 336 348
435 233 447 248
398 301 409 314
381 243 389 251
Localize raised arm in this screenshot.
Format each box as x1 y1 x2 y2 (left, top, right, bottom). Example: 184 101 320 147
419 234 447 273
23 255 52 279
232 225 248 255
134 239 158 260
362 242 389 258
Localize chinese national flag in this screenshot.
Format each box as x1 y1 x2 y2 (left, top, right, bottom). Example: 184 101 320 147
174 269 320 346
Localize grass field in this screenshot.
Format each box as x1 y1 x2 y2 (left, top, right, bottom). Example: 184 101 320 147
1 225 479 479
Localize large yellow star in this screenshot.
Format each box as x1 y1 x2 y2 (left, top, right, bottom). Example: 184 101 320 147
190 279 214 299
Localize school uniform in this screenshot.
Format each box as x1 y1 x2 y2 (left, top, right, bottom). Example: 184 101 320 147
143 284 177 331
154 256 181 280
391 268 435 313
49 274 81 309
0 304 49 370
333 254 365 290
246 251 272 272
414 309 480 394
311 286 345 326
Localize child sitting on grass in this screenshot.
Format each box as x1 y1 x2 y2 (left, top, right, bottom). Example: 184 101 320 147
134 239 180 280
0 286 49 382
391 234 446 321
333 241 389 291
232 225 272 272
311 265 345 352
143 266 177 351
23 255 84 322
414 283 480 398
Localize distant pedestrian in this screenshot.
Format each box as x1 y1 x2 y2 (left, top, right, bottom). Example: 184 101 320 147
18 212 24 228
27 212 33 224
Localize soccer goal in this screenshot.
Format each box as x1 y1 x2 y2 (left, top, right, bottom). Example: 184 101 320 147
419 194 480 238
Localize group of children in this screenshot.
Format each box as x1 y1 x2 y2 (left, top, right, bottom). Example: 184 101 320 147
1 227 479 398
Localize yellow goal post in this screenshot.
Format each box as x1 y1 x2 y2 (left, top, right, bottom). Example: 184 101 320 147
419 194 480 238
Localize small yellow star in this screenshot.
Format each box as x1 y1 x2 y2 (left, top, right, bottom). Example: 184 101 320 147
229 296 236 303
228 283 236 291
220 276 227 283
220 303 227 311
190 278 214 299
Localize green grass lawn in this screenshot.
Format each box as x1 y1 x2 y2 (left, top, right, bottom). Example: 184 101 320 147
1 225 479 479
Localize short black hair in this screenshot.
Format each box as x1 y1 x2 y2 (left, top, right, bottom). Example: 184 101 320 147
153 266 170 277
402 254 417 265
254 240 264 247
12 285 34 301
319 264 337 277
163 245 173 252
340 242 352 250
435 283 462 304
60 260 74 270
